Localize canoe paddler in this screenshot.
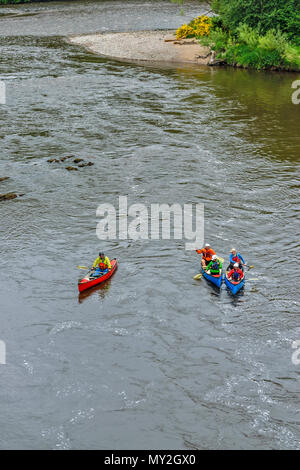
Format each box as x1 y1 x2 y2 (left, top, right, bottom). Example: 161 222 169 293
206 255 222 275
92 252 112 272
228 263 244 281
196 243 216 268
227 248 246 271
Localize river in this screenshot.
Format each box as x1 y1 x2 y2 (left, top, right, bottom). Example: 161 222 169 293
0 0 299 450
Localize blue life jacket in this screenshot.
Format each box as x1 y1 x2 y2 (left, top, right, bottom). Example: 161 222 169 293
93 267 108 276
232 270 241 281
211 261 220 271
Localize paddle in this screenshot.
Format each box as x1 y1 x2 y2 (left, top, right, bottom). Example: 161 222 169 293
194 273 202 280
194 257 224 280
245 264 254 270
77 265 90 270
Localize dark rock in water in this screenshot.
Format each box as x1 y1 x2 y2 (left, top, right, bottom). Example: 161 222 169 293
66 166 78 171
0 192 18 201
47 158 60 163
78 161 94 167
0 177 10 182
60 157 67 162
74 158 84 164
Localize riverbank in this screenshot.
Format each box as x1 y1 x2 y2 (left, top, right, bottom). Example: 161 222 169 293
69 30 217 66
69 30 299 71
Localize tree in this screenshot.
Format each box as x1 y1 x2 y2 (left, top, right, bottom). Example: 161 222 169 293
211 0 300 42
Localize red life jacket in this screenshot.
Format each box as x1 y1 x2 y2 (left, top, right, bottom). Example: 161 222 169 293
232 254 240 263
99 262 106 270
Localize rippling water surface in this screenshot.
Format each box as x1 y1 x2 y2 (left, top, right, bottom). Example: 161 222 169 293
0 0 299 450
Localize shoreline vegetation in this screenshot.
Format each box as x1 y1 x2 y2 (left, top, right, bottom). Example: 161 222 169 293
1 0 299 71
173 0 300 71
175 15 300 72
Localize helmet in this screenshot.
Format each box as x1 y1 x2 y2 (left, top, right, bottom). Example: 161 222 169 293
205 243 210 247
212 255 218 260
231 248 236 252
234 263 239 268
99 252 104 257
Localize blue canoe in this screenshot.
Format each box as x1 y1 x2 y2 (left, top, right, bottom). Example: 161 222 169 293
224 272 245 295
201 267 222 288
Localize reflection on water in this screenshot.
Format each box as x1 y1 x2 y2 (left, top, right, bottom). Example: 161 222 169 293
78 277 114 303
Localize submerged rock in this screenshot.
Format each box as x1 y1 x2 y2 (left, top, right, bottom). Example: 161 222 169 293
0 192 22 201
66 166 78 171
47 158 60 163
78 161 94 167
0 177 10 182
74 158 84 164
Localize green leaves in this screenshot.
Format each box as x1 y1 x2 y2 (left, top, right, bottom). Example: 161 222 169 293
210 0 300 43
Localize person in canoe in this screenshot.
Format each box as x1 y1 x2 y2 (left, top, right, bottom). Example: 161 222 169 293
227 248 246 271
92 252 112 275
227 263 244 282
196 243 216 268
205 255 222 275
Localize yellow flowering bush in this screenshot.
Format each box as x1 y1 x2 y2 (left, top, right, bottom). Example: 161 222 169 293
176 15 212 39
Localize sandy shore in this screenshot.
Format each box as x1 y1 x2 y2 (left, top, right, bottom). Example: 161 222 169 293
69 30 215 65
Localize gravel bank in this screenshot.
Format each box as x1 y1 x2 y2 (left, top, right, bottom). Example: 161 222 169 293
69 30 213 65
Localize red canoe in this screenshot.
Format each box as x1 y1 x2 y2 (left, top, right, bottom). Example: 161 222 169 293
78 259 118 293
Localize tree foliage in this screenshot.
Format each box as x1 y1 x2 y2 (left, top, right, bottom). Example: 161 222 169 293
211 0 300 43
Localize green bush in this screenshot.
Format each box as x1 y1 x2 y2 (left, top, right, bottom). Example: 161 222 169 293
210 27 230 53
209 23 300 70
211 15 226 31
237 24 259 48
258 29 288 55
222 43 283 69
211 0 300 44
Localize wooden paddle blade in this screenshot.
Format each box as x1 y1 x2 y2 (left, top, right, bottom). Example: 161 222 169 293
77 266 89 270
248 265 254 270
194 273 202 280
219 257 224 263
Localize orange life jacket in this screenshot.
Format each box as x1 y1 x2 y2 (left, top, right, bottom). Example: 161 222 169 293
196 248 216 261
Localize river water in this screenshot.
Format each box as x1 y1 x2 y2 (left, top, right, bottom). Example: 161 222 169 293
0 0 299 450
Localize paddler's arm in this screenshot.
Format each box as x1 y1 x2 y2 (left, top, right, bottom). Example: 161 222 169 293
105 257 112 270
196 249 204 255
218 259 223 270
239 254 246 265
206 261 213 271
92 257 100 269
